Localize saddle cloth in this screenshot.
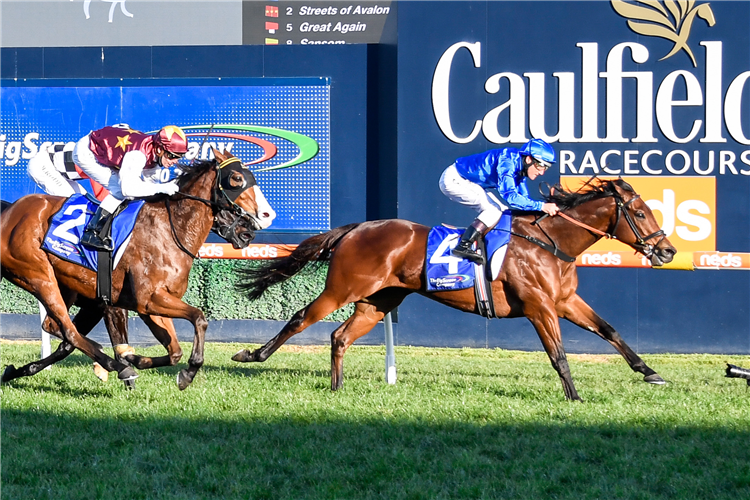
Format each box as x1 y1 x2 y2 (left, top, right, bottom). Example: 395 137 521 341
42 194 144 272
425 212 512 292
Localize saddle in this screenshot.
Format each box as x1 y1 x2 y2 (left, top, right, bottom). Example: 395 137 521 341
425 215 513 318
42 194 144 304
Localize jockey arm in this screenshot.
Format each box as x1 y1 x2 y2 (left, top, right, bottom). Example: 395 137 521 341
496 168 544 212
119 151 178 198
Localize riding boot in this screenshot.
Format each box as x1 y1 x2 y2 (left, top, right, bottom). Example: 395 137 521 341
80 206 114 251
452 220 488 265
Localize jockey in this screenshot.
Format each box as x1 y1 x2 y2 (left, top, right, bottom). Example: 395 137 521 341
439 138 560 264
74 124 189 251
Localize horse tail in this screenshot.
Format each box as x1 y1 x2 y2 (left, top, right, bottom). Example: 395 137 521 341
236 222 361 300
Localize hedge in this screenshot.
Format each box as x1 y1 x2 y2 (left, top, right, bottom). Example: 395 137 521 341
0 260 353 322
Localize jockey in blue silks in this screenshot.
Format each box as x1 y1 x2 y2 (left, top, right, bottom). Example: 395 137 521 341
439 138 559 264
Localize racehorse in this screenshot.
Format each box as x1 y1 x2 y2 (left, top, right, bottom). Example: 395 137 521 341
233 178 676 401
1 149 274 389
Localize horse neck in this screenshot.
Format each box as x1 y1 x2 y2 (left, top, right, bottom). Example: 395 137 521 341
169 167 217 252
545 197 617 257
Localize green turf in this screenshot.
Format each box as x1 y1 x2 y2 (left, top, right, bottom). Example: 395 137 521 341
2 342 749 499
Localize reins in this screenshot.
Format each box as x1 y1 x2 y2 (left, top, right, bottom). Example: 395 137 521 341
165 197 201 259
521 184 665 262
555 212 611 238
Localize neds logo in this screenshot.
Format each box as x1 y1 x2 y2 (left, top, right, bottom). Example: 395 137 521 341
698 252 743 268
581 252 622 266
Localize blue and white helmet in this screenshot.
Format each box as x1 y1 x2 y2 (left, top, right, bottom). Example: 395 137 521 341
519 139 556 167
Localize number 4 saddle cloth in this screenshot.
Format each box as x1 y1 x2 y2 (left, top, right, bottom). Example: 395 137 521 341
425 212 512 292
42 194 145 272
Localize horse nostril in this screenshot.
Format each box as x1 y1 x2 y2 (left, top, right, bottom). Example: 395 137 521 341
661 247 676 258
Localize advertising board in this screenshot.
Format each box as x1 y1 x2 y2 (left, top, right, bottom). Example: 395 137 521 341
0 79 331 231
393 1 750 352
400 0 750 256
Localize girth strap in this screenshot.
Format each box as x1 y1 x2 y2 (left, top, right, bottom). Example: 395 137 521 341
473 237 497 318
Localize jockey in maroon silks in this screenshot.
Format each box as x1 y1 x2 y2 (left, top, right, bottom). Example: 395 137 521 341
74 124 189 251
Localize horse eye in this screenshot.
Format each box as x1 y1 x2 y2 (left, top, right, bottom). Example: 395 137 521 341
228 172 244 189
635 211 646 219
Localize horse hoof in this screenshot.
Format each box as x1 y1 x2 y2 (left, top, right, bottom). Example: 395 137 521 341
176 370 193 391
1 365 17 383
92 362 109 382
117 366 138 382
123 378 136 391
232 349 252 362
644 374 666 385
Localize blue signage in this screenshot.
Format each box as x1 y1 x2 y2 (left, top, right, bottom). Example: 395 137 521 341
0 79 331 231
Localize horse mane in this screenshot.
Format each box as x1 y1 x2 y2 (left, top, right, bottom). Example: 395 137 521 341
543 178 634 210
176 159 216 189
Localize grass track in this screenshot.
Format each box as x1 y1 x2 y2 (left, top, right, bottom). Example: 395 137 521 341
2 341 749 500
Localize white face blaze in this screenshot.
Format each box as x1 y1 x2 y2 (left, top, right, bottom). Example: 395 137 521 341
252 185 276 229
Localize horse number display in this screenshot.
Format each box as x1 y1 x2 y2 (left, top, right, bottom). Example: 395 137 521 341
50 203 87 244
428 233 462 274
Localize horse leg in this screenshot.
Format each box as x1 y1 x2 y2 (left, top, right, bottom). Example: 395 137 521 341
526 300 582 401
558 294 665 384
2 301 106 383
101 306 139 388
38 285 136 382
124 314 183 369
103 306 130 362
330 291 409 390
72 303 113 382
141 290 206 390
232 290 346 364
2 341 76 383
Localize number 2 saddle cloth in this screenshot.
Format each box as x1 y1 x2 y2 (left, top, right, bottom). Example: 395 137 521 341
42 194 145 272
425 211 512 292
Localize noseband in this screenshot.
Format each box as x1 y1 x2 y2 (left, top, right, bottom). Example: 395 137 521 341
611 193 666 259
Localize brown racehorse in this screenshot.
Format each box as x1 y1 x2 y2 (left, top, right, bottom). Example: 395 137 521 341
233 179 676 401
1 150 274 389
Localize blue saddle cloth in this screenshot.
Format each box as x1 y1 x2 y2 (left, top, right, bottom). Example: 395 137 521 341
425 212 512 292
42 194 144 272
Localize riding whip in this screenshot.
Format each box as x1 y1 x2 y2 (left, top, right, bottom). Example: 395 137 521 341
191 123 215 165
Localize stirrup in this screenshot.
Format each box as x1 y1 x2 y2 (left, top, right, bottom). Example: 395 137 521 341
452 245 485 265
81 231 113 251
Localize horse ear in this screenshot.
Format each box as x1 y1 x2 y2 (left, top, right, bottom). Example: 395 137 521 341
212 147 227 163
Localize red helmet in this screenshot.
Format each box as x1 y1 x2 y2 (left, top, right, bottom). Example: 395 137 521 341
154 125 188 155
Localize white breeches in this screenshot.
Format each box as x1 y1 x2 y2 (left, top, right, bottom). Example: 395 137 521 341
439 163 507 228
73 134 123 213
27 146 87 197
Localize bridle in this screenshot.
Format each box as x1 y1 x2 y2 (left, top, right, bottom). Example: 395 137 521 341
165 158 263 258
544 184 666 260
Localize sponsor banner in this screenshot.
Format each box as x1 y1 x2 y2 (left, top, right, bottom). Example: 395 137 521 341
578 250 750 270
577 251 651 268
0 80 331 231
694 251 750 270
561 176 716 254
198 243 296 259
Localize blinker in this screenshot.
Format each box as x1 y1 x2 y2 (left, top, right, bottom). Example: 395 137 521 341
217 158 257 201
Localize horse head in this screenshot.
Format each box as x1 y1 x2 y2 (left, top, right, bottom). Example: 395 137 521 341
178 148 276 249
606 179 676 266
211 148 276 248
